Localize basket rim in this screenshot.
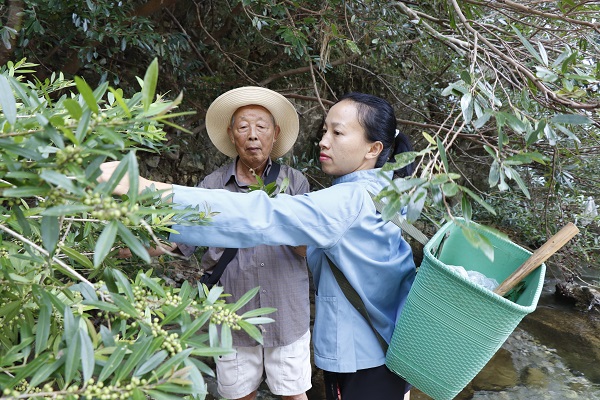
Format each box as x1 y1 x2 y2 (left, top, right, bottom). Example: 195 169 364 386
423 218 545 313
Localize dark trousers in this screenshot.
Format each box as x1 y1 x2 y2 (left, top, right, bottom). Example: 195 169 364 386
323 365 409 400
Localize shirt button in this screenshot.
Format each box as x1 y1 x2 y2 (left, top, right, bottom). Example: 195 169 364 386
262 289 267 293
260 263 265 267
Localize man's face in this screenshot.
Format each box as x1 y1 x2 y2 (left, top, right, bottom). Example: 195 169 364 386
228 105 280 167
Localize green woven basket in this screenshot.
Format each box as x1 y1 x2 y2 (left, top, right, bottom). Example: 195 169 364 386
386 218 545 400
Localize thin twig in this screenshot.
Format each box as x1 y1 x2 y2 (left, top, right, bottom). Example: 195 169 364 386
0 223 95 289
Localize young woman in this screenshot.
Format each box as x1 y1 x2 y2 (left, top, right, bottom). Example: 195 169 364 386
100 92 416 400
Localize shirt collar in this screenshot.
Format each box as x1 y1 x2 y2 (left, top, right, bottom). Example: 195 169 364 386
224 156 274 187
332 168 391 185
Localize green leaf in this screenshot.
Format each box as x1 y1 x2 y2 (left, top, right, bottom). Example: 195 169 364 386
550 114 592 125
538 41 549 66
240 307 277 319
244 317 275 325
0 75 17 125
42 204 93 216
388 177 426 193
6 349 46 386
74 76 99 114
41 215 60 255
144 390 186 400
460 92 473 123
3 186 48 197
94 220 119 267
110 292 139 318
75 109 91 143
103 268 120 294
460 186 496 215
139 273 166 297
29 356 63 388
230 287 259 312
60 245 94 269
441 182 459 197
134 350 168 377
8 75 41 108
382 196 403 222
63 98 83 120
179 311 212 341
13 205 32 236
35 292 52 356
221 324 232 349
460 70 471 85
161 300 190 325
98 153 130 195
462 226 494 261
472 112 492 129
115 337 152 381
80 327 95 383
237 320 263 345
108 87 132 118
505 166 531 199
132 388 146 400
116 221 150 264
205 285 224 305
208 323 218 347
154 349 194 379
553 123 581 143
40 170 84 195
64 328 81 386
436 137 449 172
489 160 500 187
98 344 128 382
461 193 472 221
512 26 543 64
125 152 139 204
406 187 426 222
142 58 159 112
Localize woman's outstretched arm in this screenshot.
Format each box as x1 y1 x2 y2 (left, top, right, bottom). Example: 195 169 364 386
99 161 173 197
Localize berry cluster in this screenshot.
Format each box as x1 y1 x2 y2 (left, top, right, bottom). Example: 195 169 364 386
83 190 138 222
55 145 83 166
204 304 242 330
150 318 183 356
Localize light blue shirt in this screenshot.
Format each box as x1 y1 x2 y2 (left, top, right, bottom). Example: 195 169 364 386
171 168 416 373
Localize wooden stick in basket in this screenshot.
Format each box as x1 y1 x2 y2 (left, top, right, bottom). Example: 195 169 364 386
493 222 580 297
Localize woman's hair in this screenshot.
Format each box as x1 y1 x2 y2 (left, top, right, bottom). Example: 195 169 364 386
337 92 415 177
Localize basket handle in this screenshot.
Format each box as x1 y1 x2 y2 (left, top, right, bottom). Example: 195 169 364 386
493 222 580 297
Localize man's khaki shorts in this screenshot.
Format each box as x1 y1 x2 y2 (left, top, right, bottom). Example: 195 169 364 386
216 330 312 399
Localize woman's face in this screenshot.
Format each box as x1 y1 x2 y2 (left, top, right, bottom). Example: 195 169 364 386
319 100 381 177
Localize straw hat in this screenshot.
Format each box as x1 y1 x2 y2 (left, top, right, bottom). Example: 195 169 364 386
205 86 300 158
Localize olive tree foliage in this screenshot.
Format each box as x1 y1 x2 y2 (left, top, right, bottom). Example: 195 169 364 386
0 59 274 399
2 3 599 264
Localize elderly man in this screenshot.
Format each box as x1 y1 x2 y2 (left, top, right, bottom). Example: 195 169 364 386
177 87 311 400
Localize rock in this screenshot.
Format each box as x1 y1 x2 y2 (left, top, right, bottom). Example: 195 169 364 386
521 366 549 388
556 281 600 312
470 348 519 391
145 156 161 168
519 303 600 383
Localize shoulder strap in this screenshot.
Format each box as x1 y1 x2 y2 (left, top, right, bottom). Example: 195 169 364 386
201 162 282 288
325 192 430 351
326 255 388 352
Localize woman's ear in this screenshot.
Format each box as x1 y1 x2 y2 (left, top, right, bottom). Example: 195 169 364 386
366 141 384 160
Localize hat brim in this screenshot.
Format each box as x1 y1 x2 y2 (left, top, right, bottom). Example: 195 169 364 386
205 86 300 158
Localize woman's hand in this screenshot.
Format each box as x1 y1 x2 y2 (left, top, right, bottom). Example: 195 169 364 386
98 161 173 197
99 161 130 195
